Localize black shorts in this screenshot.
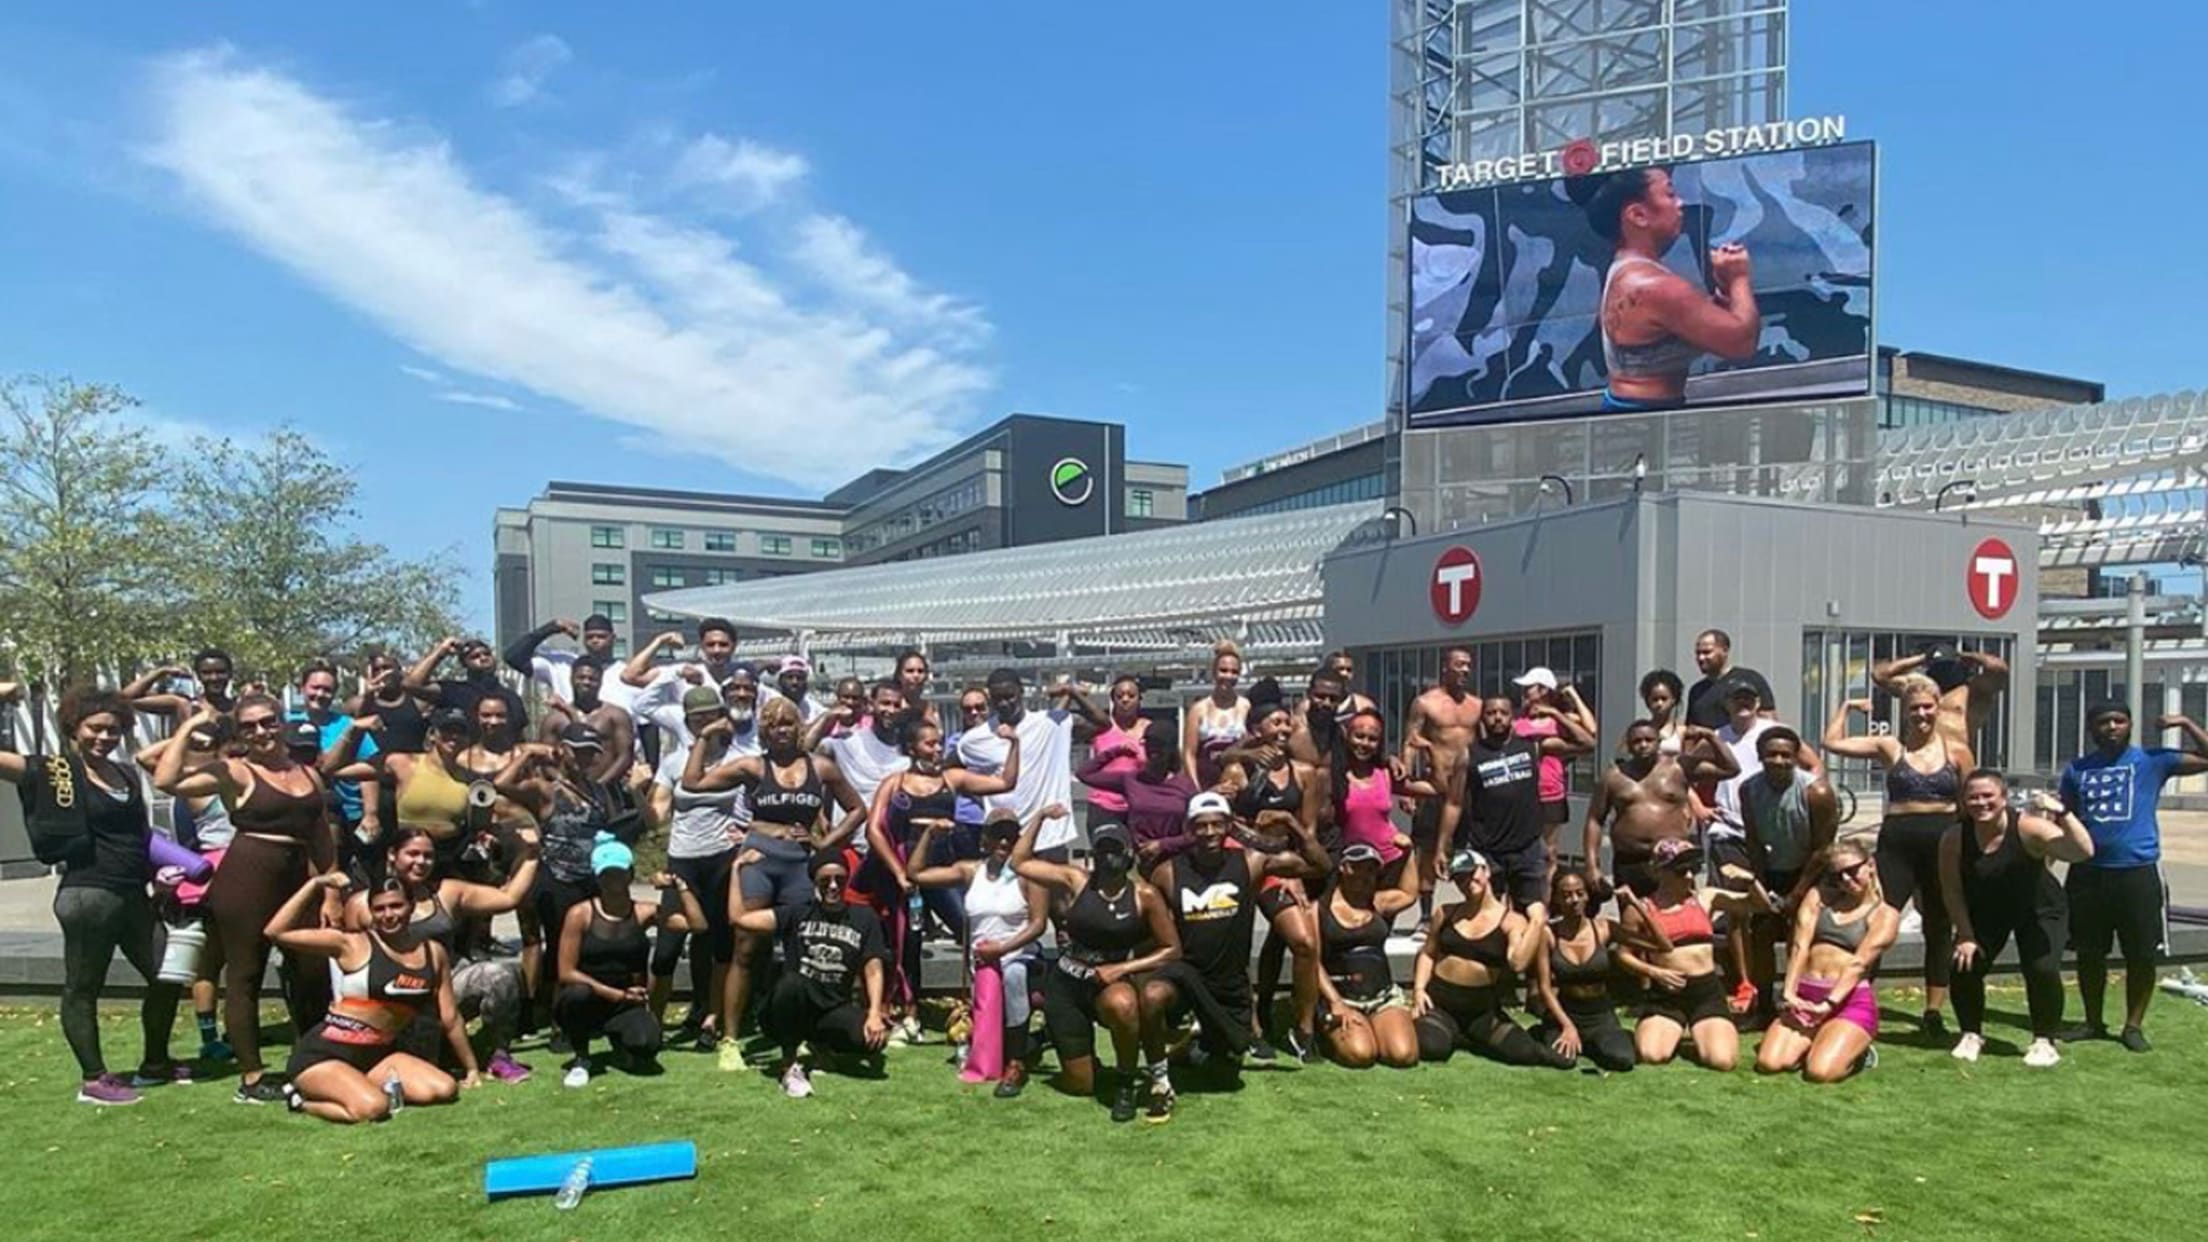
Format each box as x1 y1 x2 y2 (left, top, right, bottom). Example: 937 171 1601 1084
287 1027 396 1078
667 849 736 963
1476 842 1550 910
1539 799 1570 827
1614 858 1660 900
1041 960 1125 1063
1707 835 1755 886
2066 864 2167 965
1256 877 1300 922
1411 798 1443 851
737 834 813 911
1638 971 1730 1028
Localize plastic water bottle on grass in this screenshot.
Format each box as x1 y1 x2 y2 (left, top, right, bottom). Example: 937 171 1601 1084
554 1158 593 1211
382 1072 404 1116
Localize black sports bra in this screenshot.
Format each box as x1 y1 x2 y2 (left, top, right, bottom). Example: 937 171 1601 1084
1547 921 1611 987
1234 761 1301 820
1437 905 1513 972
1885 738 1960 804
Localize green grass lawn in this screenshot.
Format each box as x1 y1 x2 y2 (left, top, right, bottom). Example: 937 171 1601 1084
0 989 2199 1241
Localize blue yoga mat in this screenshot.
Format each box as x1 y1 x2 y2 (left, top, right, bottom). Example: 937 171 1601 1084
483 1140 698 1200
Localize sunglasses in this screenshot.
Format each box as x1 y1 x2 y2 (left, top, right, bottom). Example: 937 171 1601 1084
1828 861 1871 882
960 702 987 714
237 717 283 734
815 874 848 891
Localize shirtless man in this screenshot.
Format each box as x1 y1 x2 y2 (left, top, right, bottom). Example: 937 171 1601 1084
1288 667 1348 769
1583 718 1737 901
537 658 636 786
1322 650 1377 716
1401 648 1480 930
1872 646 2007 752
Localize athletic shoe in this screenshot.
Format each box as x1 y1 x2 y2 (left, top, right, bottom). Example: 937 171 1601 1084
1950 1032 1984 1063
484 1051 533 1084
1143 1070 1175 1125
198 1038 234 1063
1858 1045 1879 1073
993 1062 1028 1099
2119 1025 2152 1053
1920 1010 1947 1040
1285 1028 1319 1064
780 1063 814 1099
547 1032 572 1056
129 1062 193 1089
561 1062 591 1090
75 1074 141 1106
282 1084 306 1113
717 1040 746 1073
234 1077 288 1105
2023 1038 2061 1069
2055 1021 2108 1043
693 1027 720 1055
1109 1081 1138 1123
1246 1035 1279 1063
890 1015 924 1046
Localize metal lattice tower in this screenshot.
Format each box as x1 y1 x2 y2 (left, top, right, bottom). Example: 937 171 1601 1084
1384 1 1792 486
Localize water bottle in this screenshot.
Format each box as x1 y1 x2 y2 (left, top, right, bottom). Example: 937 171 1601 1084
554 1158 593 1211
381 1072 405 1116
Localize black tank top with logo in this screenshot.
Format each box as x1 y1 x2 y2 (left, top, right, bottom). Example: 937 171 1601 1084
1168 850 1255 985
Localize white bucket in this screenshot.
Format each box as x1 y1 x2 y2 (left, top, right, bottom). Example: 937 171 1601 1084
157 918 207 986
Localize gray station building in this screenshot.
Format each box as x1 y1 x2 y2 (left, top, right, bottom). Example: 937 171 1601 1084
1323 491 2041 802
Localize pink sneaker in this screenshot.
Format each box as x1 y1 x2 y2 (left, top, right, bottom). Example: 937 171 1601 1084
76 1074 142 1106
485 1051 533 1083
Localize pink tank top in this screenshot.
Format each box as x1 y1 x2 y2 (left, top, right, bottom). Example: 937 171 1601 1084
1513 716 1566 803
1340 767 1402 863
1086 722 1145 814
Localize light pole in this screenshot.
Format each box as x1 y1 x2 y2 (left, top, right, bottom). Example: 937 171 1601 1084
1934 479 1978 512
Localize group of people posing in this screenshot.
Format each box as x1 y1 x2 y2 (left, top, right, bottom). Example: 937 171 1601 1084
2 620 2191 1126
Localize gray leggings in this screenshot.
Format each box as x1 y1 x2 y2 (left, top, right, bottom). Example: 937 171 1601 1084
997 954 1035 1027
53 885 179 1079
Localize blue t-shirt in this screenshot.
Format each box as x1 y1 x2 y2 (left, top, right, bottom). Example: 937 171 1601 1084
2059 745 2182 868
288 711 378 824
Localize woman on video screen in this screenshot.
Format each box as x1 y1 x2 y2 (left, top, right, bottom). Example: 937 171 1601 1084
1570 168 1761 411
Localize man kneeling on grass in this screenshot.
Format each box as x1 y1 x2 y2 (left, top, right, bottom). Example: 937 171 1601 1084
732 848 890 1098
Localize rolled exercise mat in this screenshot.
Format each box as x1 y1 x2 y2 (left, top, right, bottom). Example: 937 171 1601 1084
484 1141 698 1201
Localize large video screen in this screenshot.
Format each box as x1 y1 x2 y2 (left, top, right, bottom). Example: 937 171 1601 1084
1406 140 1875 428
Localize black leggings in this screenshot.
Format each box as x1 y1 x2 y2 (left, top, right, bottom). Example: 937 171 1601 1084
553 984 662 1061
1530 994 1635 1072
202 836 328 1075
763 974 874 1061
52 885 178 1078
1877 812 1955 989
1416 978 1571 1069
1952 909 2067 1039
651 852 736 1022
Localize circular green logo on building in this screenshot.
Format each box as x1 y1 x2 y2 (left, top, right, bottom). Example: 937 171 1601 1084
1050 457 1094 506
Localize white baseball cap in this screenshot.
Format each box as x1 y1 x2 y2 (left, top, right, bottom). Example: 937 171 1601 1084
1512 667 1558 691
1187 791 1233 820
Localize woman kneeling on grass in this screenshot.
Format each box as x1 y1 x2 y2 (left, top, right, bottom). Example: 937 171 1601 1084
1527 870 1637 1072
268 873 478 1122
1412 850 1571 1069
1756 839 1898 1082
1616 837 1771 1071
1316 842 1421 1069
1014 804 1184 1124
908 814 1051 1096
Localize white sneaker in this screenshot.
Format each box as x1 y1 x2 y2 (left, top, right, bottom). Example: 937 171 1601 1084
781 1063 814 1099
561 1063 590 1089
2023 1038 2061 1069
1950 1033 1984 1063
892 1016 923 1046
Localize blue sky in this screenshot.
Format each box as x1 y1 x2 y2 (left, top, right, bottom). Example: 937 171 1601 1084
2 3 2201 629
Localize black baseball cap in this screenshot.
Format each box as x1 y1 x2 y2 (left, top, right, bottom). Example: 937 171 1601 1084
583 614 616 633
282 720 322 753
559 722 605 751
1090 823 1134 855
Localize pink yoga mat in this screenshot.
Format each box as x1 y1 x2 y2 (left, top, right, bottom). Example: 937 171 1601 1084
961 962 1004 1083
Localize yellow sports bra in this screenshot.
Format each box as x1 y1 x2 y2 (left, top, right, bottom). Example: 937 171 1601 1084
395 758 471 837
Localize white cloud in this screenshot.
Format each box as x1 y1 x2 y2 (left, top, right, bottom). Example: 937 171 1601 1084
670 134 807 210
142 49 992 487
434 389 524 412
488 34 571 108
397 363 447 384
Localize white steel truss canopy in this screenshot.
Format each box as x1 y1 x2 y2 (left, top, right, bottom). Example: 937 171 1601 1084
643 503 1384 646
1877 389 2208 510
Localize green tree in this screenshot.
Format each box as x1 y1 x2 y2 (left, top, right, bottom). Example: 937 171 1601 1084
166 429 462 681
0 376 176 689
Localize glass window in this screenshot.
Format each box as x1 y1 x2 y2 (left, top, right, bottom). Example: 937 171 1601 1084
610 639 628 659
592 600 627 623
761 535 792 556
590 562 624 586
704 531 737 552
700 567 738 586
649 566 686 589
1129 488 1154 518
589 525 623 549
649 528 684 550
812 537 841 558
